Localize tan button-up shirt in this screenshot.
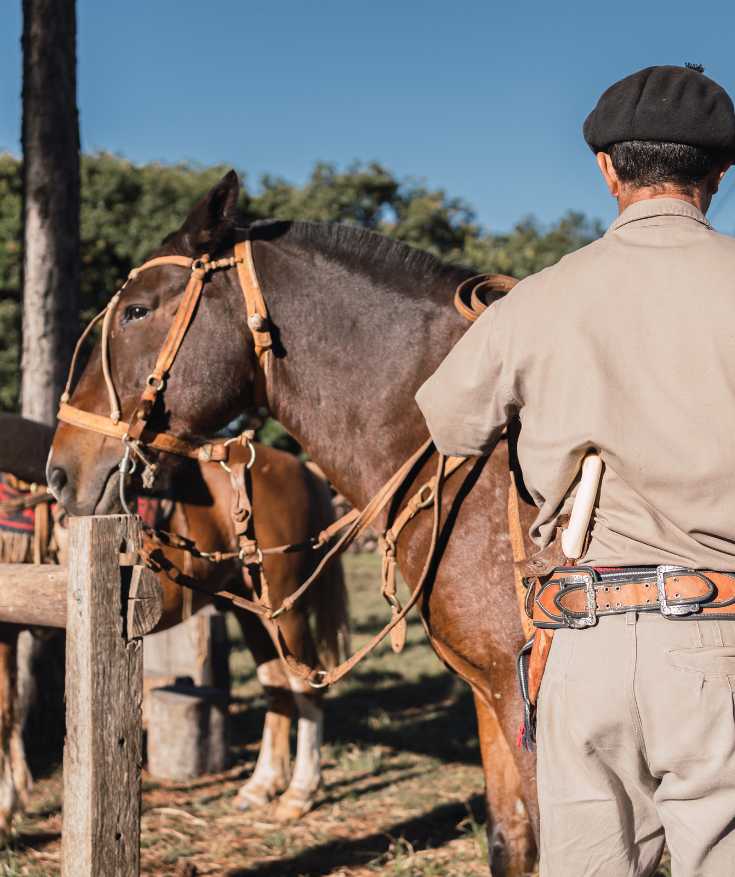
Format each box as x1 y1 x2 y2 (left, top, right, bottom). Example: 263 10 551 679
416 198 735 570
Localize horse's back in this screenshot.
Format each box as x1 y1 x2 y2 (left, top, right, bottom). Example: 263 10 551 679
0 414 54 485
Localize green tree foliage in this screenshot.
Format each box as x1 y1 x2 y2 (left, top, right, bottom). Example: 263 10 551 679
464 211 605 277
79 156 242 316
255 161 398 227
0 152 602 415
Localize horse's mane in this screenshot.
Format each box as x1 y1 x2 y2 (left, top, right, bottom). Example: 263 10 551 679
248 219 474 290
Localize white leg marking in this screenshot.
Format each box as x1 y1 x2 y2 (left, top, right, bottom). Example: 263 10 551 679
242 721 288 796
235 660 292 811
274 686 323 821
290 692 323 794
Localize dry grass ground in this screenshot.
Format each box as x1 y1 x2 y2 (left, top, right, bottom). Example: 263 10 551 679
1 554 671 876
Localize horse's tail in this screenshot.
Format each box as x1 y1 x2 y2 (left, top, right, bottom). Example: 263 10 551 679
303 464 351 669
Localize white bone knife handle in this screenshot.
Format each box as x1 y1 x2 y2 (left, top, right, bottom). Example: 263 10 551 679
561 453 603 561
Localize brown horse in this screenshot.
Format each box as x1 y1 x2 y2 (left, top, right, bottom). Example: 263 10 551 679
48 172 539 876
0 414 348 836
144 442 349 820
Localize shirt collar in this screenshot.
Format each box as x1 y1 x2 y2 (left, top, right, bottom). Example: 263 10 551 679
606 197 712 235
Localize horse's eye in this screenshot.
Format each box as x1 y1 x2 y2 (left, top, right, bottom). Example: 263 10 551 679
123 305 149 323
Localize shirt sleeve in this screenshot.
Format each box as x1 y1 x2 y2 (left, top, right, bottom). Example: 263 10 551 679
415 297 521 456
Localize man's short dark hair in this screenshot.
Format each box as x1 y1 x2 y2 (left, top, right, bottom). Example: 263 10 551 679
608 141 726 192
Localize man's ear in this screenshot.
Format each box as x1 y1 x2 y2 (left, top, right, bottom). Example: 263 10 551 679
178 170 240 255
711 161 734 195
596 152 620 198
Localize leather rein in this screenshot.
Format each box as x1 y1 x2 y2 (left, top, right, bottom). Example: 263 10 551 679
57 240 521 686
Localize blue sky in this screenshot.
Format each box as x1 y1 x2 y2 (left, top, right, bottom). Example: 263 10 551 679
2 0 735 233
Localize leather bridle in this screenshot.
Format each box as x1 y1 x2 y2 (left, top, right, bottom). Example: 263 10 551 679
57 240 269 508
56 240 525 686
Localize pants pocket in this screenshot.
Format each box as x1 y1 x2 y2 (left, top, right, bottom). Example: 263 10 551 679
666 645 735 688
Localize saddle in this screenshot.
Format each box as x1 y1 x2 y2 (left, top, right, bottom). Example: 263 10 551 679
0 473 56 564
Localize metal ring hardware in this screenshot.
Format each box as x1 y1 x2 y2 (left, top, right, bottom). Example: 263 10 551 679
308 670 329 690
416 483 435 509
146 374 165 391
239 546 264 565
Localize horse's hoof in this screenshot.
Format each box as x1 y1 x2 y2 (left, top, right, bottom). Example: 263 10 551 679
233 778 287 812
233 790 269 812
272 785 319 822
487 819 536 877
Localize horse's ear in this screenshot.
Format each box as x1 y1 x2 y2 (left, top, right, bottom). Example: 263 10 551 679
178 170 240 255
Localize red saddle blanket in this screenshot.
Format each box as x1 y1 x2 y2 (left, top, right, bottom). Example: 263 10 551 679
0 474 38 535
0 472 167 535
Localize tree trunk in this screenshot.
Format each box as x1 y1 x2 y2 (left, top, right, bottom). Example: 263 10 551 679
21 0 80 425
19 0 79 773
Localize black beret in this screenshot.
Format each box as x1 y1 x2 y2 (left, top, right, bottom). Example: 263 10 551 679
584 65 735 158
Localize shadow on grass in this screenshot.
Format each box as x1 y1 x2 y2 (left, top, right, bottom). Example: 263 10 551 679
226 666 478 766
326 672 479 764
228 793 486 877
11 829 60 851
319 767 431 807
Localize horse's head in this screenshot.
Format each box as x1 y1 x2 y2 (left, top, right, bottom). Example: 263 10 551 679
48 171 260 515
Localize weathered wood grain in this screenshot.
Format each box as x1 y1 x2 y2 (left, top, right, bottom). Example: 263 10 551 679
0 557 162 635
143 605 230 732
143 604 230 689
146 684 229 780
126 563 163 639
0 563 66 627
62 515 144 877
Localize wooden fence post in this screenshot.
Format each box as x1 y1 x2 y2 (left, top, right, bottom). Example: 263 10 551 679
62 515 145 877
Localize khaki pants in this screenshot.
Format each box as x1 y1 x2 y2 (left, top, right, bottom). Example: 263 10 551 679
537 612 735 877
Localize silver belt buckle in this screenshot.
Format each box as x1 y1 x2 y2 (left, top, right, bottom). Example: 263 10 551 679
562 572 597 628
656 565 698 616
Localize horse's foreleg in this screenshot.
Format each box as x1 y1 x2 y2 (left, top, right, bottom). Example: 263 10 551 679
0 625 23 842
232 609 293 811
427 633 537 877
273 673 323 822
236 658 292 809
260 605 323 822
473 692 536 877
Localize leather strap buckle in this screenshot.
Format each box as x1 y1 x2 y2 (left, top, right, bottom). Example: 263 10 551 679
656 564 703 616
556 570 597 628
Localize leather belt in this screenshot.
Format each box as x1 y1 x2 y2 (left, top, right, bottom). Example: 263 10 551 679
530 565 735 629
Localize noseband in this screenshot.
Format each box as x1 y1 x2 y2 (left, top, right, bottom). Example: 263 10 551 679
57 240 271 505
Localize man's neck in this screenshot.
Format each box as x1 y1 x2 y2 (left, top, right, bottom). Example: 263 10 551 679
617 187 708 215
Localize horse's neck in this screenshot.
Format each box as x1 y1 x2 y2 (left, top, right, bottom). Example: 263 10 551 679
257 236 468 510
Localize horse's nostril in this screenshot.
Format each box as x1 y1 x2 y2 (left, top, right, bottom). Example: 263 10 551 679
48 466 67 497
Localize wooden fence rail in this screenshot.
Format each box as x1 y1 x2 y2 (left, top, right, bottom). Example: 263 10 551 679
0 514 162 877
0 564 66 627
